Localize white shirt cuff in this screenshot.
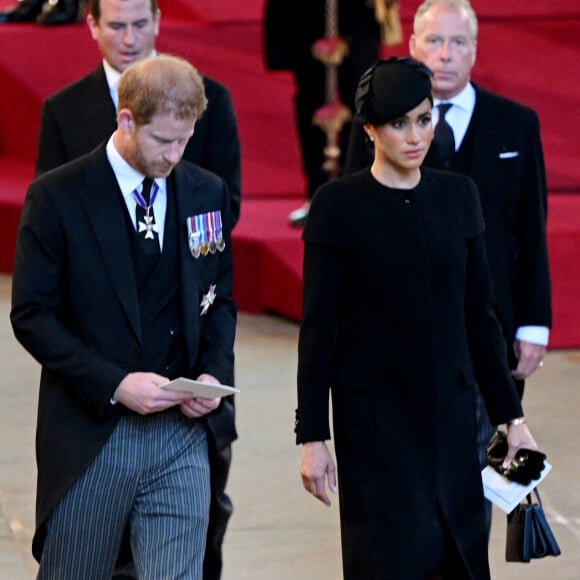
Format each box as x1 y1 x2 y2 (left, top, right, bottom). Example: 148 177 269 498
515 326 549 346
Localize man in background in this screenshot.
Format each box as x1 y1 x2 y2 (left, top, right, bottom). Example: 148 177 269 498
346 0 551 526
264 0 380 226
35 0 241 577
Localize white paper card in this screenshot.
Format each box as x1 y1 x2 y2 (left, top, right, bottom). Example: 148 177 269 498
162 377 239 398
481 462 552 514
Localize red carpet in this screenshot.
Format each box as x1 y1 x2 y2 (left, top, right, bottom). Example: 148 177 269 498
0 0 579 348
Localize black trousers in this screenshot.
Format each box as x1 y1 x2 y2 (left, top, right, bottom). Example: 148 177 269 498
203 439 233 579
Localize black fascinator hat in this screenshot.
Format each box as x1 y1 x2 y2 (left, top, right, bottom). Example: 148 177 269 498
355 57 433 125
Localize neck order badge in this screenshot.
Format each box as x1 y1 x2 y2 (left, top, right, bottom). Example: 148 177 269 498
133 177 159 241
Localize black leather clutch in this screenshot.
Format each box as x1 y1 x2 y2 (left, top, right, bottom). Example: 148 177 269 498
485 430 546 485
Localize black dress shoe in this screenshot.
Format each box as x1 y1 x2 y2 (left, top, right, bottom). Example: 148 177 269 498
37 0 84 25
0 0 43 23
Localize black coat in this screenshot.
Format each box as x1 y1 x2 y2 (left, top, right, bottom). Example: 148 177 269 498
34 64 240 450
296 168 523 579
344 85 552 346
11 146 237 559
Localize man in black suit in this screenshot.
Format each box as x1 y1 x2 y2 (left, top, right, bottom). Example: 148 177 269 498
34 1 240 577
264 0 380 226
11 54 236 578
36 0 241 224
346 0 551 460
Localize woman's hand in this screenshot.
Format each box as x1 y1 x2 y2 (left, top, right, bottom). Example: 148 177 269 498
301 441 337 507
503 422 538 468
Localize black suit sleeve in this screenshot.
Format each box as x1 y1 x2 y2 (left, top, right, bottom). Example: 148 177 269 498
513 109 551 329
35 100 68 177
11 180 128 414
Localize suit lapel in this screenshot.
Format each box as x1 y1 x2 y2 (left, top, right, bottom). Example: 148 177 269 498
78 146 142 341
170 165 203 351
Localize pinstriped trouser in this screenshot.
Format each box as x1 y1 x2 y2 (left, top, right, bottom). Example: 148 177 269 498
38 412 210 580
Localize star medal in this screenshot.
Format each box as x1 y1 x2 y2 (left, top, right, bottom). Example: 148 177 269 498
200 284 216 316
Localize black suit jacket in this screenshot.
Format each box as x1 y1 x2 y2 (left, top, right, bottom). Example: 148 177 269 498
35 64 241 225
35 63 241 450
11 146 236 558
345 84 552 346
264 0 379 74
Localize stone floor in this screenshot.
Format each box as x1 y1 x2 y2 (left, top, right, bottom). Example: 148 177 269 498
1 273 578 579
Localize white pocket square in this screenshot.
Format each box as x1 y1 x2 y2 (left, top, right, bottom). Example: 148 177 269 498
498 151 519 159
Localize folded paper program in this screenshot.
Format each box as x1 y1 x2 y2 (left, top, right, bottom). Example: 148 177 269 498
482 462 552 514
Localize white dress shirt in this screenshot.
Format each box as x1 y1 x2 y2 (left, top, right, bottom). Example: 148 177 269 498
102 52 157 110
433 83 475 151
102 59 122 110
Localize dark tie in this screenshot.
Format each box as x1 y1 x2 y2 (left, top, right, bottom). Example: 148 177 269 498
135 177 161 260
433 103 455 168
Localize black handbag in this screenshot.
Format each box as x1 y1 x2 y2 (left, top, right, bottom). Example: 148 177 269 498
505 488 561 562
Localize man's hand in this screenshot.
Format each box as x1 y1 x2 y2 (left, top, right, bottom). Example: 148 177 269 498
301 441 337 507
512 339 546 380
114 372 193 415
179 372 221 418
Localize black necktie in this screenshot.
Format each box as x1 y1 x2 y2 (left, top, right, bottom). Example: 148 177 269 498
136 177 160 259
433 103 455 168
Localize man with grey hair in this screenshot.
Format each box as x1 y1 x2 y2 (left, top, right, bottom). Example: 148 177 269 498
11 54 236 579
346 0 551 529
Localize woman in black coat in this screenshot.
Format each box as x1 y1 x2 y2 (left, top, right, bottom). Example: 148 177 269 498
295 57 539 580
